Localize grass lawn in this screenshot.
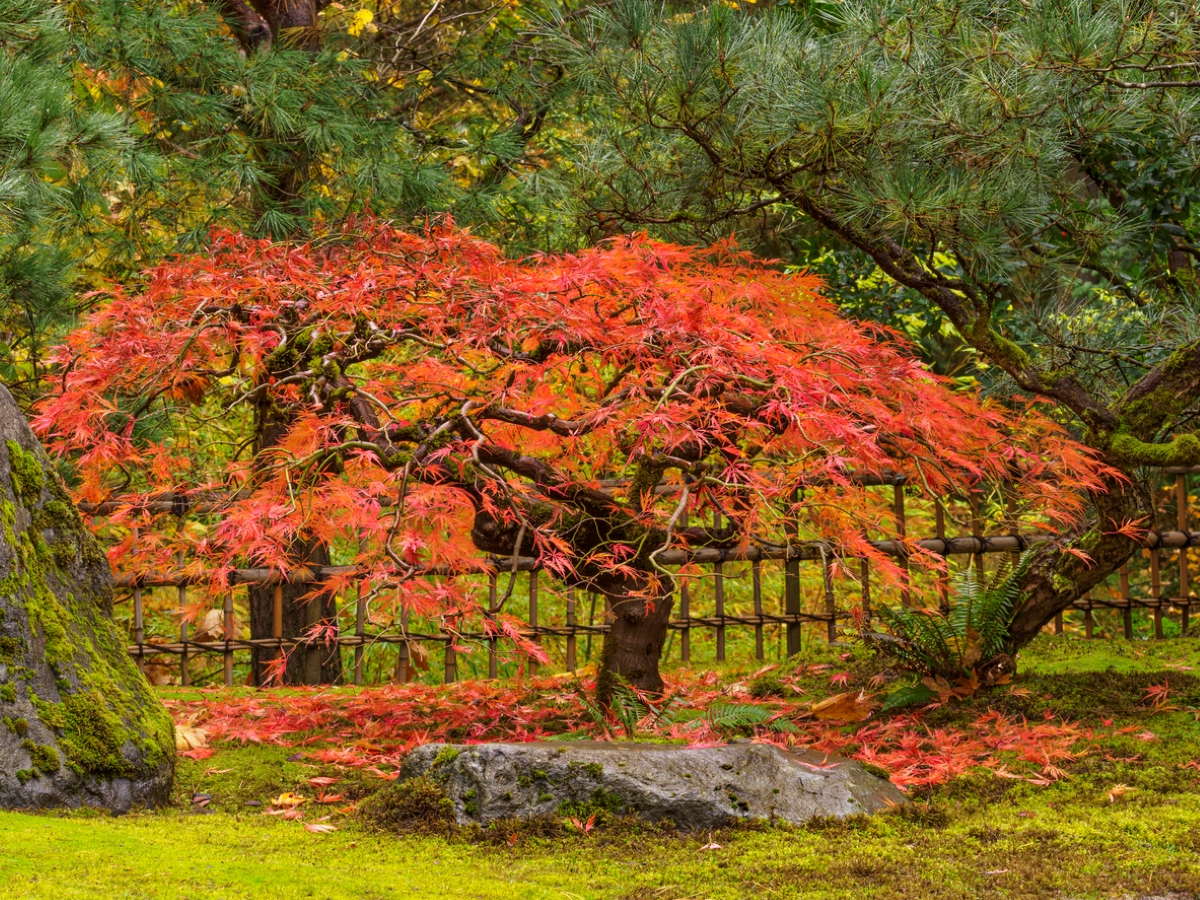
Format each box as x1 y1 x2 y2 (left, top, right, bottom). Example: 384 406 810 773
4 636 1200 900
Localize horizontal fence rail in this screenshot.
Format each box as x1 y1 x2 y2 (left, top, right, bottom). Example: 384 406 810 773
81 468 1199 687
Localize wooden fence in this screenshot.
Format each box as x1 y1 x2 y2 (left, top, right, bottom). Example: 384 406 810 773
81 467 1200 687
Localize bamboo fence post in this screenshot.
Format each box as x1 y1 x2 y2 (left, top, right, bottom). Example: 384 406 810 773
1084 592 1095 639
714 513 725 662
528 570 540 677
935 500 948 612
823 550 837 644
1120 564 1133 640
680 511 691 663
566 588 577 672
752 559 764 661
860 558 871 623
1151 543 1164 640
584 592 597 665
272 582 284 667
272 584 283 639
971 492 985 574
132 526 144 674
396 609 410 684
133 592 144 676
488 574 499 679
444 639 457 684
353 581 366 686
223 591 234 687
784 493 801 657
177 547 188 686
784 553 801 657
893 482 910 606
1179 474 1191 635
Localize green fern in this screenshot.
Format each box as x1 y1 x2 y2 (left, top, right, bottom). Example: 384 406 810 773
864 551 1034 685
578 680 683 739
880 681 938 711
703 703 799 735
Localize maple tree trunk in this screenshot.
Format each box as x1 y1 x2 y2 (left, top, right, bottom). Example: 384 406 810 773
596 590 674 704
1006 470 1149 653
248 539 343 686
248 397 343 686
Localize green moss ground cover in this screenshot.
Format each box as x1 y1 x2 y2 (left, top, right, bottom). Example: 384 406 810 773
3 636 1200 899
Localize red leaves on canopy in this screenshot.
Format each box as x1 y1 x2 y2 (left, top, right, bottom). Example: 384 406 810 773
37 218 1109 618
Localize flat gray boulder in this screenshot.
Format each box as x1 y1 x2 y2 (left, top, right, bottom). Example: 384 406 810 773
402 741 907 829
0 386 174 811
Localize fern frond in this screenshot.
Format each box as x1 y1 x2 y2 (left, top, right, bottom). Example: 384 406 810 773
870 549 1034 681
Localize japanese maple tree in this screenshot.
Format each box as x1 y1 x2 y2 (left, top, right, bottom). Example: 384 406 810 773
37 219 1106 692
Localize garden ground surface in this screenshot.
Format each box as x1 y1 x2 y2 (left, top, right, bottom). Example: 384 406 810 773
4 636 1200 899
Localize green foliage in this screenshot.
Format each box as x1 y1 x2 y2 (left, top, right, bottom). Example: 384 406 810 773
867 553 1033 705
357 0 589 253
553 0 1200 468
20 738 59 774
63 1 449 260
572 680 683 739
1 0 597 410
699 702 798 735
0 0 125 400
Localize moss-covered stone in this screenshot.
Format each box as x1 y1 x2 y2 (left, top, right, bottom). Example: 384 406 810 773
21 740 59 774
5 440 43 504
0 386 174 811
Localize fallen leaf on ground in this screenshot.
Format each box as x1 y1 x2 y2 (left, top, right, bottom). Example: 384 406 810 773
175 725 208 751
810 691 877 723
1107 784 1134 804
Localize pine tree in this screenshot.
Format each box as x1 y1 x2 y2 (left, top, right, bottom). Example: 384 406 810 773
553 0 1200 649
0 0 125 402
67 0 450 258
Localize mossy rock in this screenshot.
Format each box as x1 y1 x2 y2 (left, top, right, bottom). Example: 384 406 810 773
0 386 174 811
400 741 906 829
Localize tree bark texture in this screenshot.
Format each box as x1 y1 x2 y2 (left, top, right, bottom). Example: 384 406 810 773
596 591 674 703
211 0 325 51
1006 471 1149 649
248 539 342 685
249 395 343 686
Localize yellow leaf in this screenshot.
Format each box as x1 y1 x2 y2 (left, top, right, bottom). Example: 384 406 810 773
1107 784 1134 804
174 725 208 751
810 691 877 723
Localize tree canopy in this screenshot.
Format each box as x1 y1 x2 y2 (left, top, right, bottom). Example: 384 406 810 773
8 0 1198 672
36 220 1105 688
